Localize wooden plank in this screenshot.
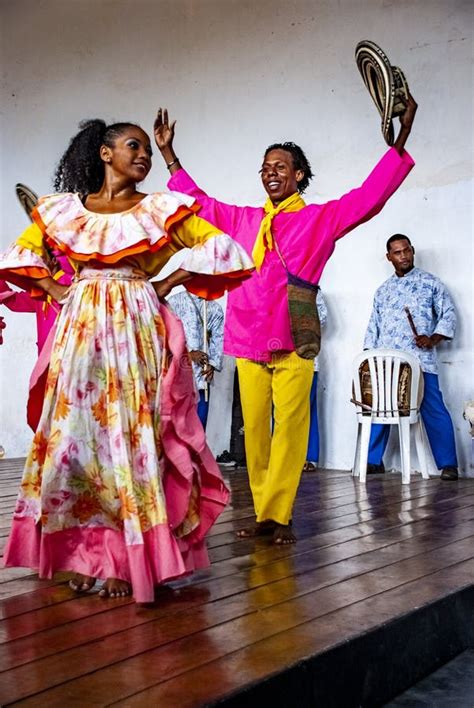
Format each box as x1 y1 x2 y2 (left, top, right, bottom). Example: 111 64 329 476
114 562 474 708
1 518 473 675
208 491 474 564
0 457 472 708
1 490 472 625
207 480 474 546
1 487 472 631
3 548 472 706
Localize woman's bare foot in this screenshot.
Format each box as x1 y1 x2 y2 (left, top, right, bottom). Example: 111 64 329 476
98 578 132 598
69 574 96 592
273 523 297 545
236 520 276 538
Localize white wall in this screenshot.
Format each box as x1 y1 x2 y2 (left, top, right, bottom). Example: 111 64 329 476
1 0 472 474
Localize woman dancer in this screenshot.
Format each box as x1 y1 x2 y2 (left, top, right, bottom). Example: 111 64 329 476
0 118 253 602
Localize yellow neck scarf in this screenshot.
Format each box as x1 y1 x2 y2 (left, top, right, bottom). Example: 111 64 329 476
252 192 306 271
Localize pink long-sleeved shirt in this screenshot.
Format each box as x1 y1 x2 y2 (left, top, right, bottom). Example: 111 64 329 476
168 147 414 361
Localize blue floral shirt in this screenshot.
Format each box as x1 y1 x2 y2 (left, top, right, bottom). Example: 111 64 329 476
168 291 224 389
364 267 456 374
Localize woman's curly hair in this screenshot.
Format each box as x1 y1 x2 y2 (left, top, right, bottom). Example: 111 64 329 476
53 120 141 194
263 141 314 194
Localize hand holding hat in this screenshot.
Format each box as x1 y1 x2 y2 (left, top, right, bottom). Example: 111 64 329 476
398 93 418 130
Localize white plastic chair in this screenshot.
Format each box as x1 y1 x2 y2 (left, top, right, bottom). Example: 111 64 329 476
351 348 431 484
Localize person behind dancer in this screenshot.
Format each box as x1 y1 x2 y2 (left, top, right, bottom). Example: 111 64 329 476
0 118 253 603
364 234 459 480
303 289 328 472
155 93 417 545
168 290 224 429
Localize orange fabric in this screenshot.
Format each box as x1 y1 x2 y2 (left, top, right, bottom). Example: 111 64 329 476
0 267 51 296
31 207 47 234
0 266 50 279
44 234 172 264
31 286 45 300
186 269 254 300
164 202 200 232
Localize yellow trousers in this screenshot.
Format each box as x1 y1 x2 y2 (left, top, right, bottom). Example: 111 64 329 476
236 352 314 525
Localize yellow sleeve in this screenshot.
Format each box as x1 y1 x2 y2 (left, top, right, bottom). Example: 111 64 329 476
133 213 254 298
0 223 54 297
132 215 223 278
169 214 254 300
170 214 224 249
17 223 48 258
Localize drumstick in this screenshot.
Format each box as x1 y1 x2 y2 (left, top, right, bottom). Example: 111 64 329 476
404 306 418 337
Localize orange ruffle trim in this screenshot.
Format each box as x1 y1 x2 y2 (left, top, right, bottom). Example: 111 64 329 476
31 203 199 264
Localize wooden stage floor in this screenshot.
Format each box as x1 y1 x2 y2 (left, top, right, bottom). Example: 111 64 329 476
0 457 473 706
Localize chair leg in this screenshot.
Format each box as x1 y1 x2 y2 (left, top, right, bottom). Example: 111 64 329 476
414 420 430 479
353 424 362 478
358 418 372 484
398 417 411 484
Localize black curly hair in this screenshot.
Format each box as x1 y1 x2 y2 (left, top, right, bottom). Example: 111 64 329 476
53 119 143 194
263 142 314 194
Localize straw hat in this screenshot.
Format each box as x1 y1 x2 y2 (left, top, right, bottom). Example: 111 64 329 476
15 183 38 221
355 40 409 146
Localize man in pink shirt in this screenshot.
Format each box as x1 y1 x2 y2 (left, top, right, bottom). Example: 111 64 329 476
154 95 417 544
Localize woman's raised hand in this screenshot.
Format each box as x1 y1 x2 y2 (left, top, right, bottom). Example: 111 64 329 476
154 108 176 151
154 108 181 173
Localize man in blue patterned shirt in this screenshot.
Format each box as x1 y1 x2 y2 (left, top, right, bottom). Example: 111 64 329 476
168 291 224 429
364 234 458 480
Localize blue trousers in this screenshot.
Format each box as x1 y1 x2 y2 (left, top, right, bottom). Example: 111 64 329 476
368 372 458 469
307 372 320 463
197 389 210 430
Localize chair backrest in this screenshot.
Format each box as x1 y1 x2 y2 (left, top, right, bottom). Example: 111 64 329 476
352 348 423 424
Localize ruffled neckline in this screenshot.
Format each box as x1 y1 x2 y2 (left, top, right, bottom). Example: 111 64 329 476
32 191 198 263
73 192 151 216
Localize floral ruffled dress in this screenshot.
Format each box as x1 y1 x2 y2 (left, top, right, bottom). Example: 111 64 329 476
0 190 253 602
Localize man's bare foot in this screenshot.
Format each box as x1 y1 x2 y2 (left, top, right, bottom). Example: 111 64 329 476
273 523 296 545
98 578 132 598
69 574 96 592
236 520 276 538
